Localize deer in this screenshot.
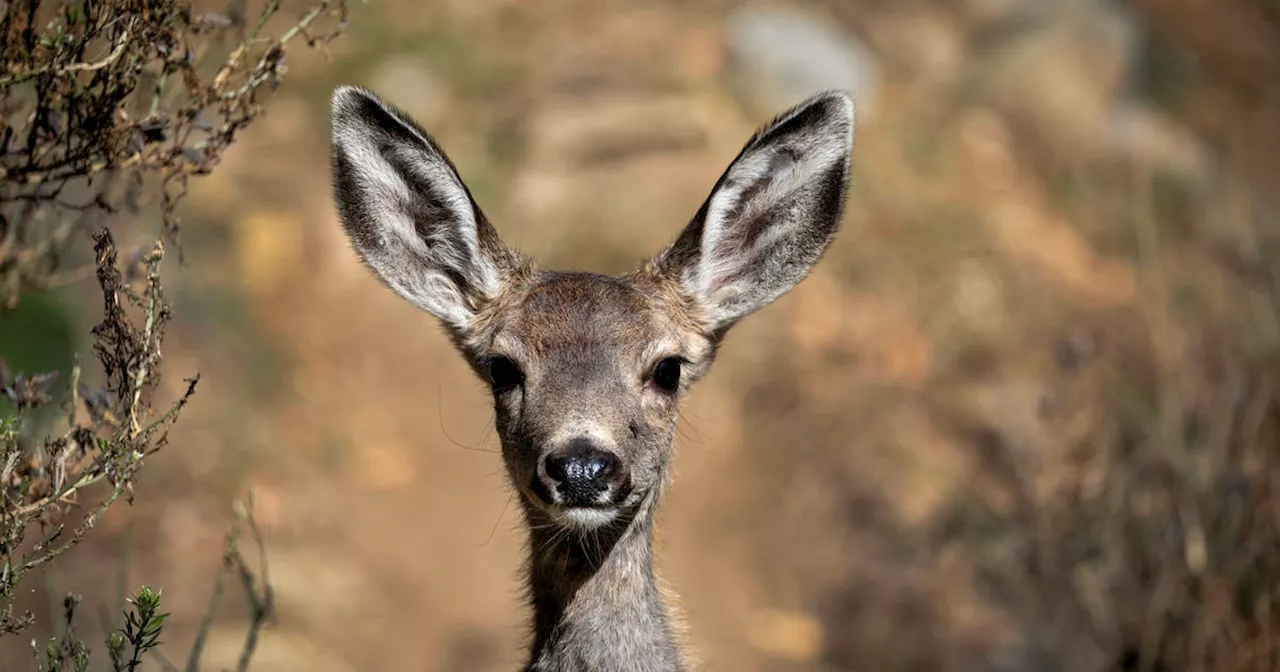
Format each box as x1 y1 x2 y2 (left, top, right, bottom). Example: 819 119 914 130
329 84 854 671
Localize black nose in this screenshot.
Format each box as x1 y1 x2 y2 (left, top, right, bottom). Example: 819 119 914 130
543 440 621 505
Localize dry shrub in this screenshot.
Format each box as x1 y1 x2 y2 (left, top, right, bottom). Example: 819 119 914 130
914 170 1280 671
0 0 348 303
940 324 1279 671
805 206 1280 672
0 0 349 663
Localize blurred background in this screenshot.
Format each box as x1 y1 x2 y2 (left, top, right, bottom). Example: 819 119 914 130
3 0 1280 669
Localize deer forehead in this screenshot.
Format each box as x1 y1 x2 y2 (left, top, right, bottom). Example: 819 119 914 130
484 272 696 367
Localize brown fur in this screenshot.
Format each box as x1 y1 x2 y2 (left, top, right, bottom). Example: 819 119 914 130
329 85 855 671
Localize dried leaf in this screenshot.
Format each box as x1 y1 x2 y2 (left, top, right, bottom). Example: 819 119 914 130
137 117 170 144
198 12 235 29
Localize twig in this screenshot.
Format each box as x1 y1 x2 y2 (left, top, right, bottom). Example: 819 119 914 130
231 493 273 672
185 528 234 672
219 3 332 101
127 241 164 437
0 30 133 87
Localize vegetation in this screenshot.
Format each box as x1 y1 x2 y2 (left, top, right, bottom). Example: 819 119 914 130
1 0 347 666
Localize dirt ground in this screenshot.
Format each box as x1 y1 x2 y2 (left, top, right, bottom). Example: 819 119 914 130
5 0 1279 670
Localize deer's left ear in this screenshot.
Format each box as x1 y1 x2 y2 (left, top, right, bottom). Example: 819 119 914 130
655 91 854 334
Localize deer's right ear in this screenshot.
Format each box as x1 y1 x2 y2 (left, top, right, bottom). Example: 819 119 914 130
330 86 511 333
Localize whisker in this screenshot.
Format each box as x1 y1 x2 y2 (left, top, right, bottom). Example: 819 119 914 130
541 525 571 555
476 493 514 547
590 530 604 567
675 408 706 445
437 382 500 454
481 466 512 482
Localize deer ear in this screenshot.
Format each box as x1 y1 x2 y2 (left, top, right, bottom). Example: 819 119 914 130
656 91 854 333
330 85 512 334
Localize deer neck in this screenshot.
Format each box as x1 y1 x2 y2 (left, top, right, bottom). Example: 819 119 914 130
522 495 684 671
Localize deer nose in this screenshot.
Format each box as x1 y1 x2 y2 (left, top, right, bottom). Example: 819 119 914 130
543 439 621 506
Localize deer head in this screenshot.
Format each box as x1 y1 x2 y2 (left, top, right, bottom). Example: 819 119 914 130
330 86 853 535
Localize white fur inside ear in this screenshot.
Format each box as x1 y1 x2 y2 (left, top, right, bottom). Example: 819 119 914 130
331 87 503 330
388 266 475 331
680 92 854 330
698 140 843 294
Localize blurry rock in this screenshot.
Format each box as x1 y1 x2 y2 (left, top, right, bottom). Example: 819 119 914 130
370 56 451 129
978 2 1208 178
981 2 1137 156
725 5 880 120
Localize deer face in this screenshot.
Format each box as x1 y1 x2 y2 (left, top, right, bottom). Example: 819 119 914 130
330 86 854 533
467 271 711 530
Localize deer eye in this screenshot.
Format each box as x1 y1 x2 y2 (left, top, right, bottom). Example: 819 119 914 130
651 357 683 393
484 356 524 392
